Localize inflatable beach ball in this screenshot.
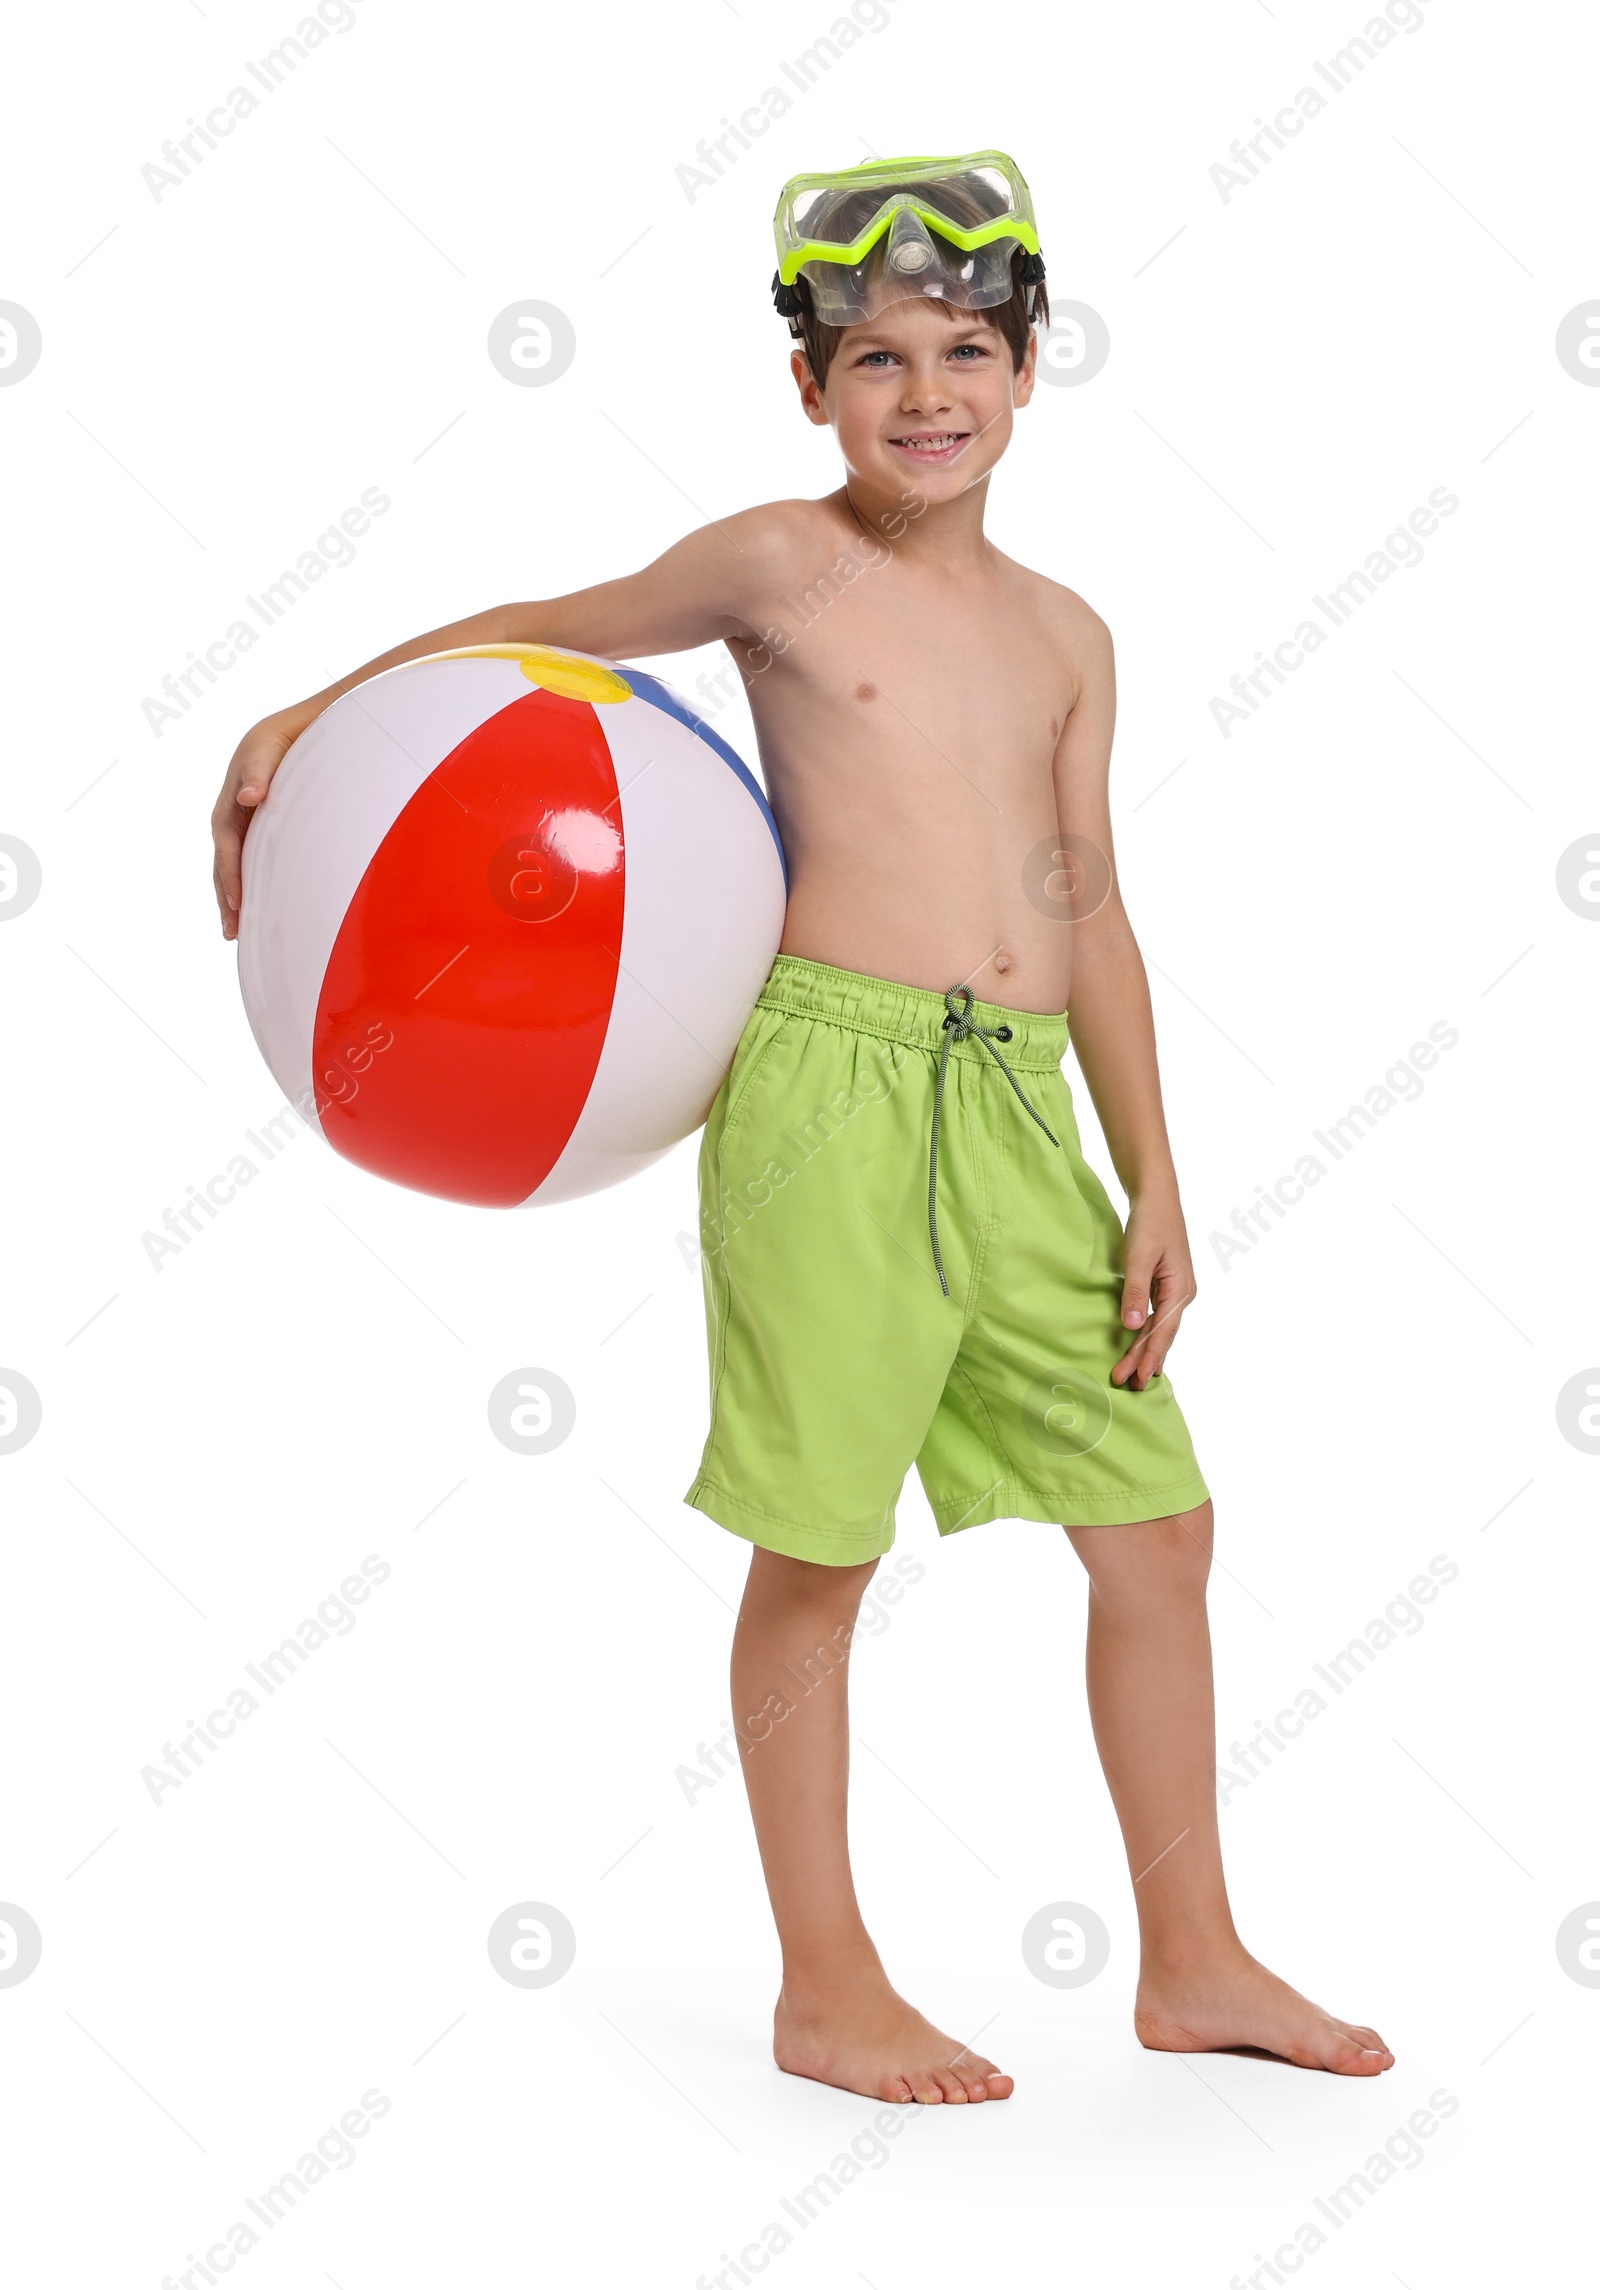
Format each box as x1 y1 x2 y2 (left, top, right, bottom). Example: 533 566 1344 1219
237 644 786 1206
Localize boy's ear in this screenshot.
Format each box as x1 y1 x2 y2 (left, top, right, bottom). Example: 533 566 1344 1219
791 347 831 427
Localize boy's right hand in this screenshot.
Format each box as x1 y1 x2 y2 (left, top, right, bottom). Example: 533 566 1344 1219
211 710 304 940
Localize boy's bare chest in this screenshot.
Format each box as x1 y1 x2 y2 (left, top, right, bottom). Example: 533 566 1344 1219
750 563 1067 764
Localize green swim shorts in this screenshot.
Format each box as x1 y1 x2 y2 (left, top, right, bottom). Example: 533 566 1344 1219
684 955 1209 1567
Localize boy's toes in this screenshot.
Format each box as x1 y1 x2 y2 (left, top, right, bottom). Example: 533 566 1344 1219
952 2052 1012 2101
772 1990 1014 2106
1321 2020 1393 2074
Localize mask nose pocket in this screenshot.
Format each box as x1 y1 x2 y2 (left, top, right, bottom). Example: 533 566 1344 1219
885 206 939 276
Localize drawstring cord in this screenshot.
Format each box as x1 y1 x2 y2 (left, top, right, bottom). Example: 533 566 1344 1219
928 985 1059 1296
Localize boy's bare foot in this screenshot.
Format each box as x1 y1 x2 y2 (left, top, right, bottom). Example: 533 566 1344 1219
1135 1946 1393 2075
774 1975 1013 2104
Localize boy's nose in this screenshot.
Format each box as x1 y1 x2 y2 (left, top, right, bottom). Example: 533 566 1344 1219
898 374 954 412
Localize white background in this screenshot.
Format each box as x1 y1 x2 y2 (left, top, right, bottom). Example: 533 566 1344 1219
2 0 1595 2281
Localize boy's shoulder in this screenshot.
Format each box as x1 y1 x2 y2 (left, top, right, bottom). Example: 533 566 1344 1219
995 553 1115 703
653 497 853 626
1002 554 1111 647
713 494 857 570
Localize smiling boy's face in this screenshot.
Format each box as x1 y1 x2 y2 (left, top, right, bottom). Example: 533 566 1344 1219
792 295 1036 507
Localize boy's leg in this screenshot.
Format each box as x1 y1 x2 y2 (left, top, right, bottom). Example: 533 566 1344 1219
732 1546 1014 2104
1066 1503 1394 2075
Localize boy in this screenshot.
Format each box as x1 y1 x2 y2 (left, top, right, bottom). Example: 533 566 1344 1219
212 152 1392 2104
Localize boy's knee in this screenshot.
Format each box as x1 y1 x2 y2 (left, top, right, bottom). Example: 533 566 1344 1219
1072 1501 1213 1602
1148 1498 1213 1551
746 1545 880 1615
1151 1502 1214 1592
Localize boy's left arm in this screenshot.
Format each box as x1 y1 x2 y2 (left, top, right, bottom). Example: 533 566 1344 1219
1049 604 1196 1392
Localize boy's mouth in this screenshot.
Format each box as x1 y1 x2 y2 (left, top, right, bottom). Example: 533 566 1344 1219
886 429 971 464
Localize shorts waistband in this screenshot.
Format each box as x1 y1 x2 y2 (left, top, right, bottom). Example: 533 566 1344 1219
756 954 1068 1073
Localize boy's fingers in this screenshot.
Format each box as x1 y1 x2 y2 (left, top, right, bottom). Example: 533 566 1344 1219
1120 1261 1155 1330
1112 1328 1156 1385
1138 1312 1188 1382
212 781 269 931
212 835 246 931
1115 1287 1193 1387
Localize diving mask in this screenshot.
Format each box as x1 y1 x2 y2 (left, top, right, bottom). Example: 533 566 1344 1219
772 150 1046 331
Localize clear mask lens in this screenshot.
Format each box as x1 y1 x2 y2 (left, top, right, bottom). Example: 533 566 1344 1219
798 225 1020 326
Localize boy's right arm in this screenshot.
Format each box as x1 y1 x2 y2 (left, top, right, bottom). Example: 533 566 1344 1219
210 517 767 938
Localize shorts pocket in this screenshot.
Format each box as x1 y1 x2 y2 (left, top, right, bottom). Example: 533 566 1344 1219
719 1008 793 1142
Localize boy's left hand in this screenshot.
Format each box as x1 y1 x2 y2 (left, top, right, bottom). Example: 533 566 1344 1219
1113 1196 1197 1390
